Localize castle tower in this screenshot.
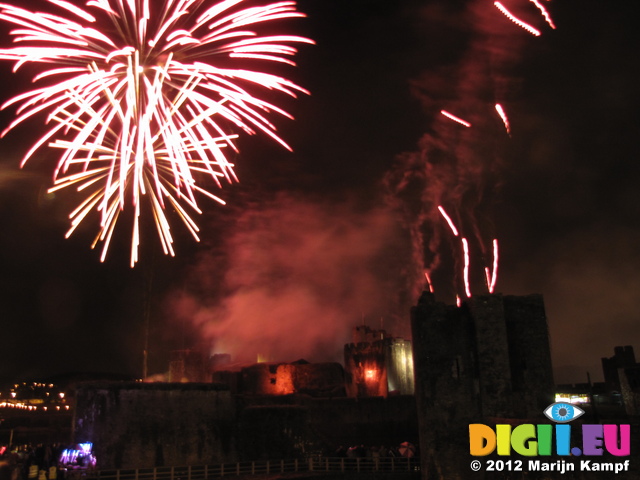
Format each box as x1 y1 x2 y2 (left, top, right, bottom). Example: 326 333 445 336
411 292 554 479
344 326 415 397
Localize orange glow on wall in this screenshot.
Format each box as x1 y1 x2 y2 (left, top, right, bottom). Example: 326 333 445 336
365 368 378 382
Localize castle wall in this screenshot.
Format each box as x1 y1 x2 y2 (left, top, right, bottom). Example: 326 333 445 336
73 382 235 469
468 295 512 417
235 394 418 457
73 382 417 468
237 362 346 396
503 294 555 415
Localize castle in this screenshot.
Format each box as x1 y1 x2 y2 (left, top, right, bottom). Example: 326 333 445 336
72 291 559 476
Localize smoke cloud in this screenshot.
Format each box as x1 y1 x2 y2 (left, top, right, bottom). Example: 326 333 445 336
384 0 551 300
166 193 413 364
163 0 557 366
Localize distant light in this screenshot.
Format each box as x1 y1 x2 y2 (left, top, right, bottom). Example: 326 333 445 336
555 393 590 405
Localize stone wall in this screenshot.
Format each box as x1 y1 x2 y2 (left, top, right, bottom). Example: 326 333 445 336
73 383 417 468
73 382 235 469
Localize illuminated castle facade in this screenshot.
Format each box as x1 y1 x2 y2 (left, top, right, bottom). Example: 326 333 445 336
343 326 414 397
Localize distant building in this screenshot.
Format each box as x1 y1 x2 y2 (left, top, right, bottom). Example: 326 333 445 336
602 345 640 417
602 345 636 392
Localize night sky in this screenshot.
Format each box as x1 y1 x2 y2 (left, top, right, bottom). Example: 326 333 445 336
0 0 638 385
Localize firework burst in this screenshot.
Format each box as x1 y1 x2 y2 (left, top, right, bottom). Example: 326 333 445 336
0 0 313 265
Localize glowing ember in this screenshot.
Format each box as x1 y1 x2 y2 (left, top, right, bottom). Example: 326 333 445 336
494 1 541 37
440 109 472 127
0 0 313 265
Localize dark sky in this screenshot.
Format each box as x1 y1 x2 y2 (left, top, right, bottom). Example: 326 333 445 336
0 0 638 385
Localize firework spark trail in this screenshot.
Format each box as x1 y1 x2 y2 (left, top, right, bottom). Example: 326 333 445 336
438 205 460 237
0 0 313 265
423 271 434 293
385 0 557 302
529 0 556 29
495 103 511 136
494 1 541 36
490 238 498 292
440 109 472 127
483 239 499 293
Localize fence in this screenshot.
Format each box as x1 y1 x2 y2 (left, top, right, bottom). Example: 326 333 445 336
83 456 420 480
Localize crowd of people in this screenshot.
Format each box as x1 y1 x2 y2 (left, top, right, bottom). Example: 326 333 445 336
333 443 417 459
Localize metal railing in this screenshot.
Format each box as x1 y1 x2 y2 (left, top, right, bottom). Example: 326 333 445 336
83 456 420 480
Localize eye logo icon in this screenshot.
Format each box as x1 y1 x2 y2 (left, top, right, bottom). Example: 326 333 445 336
543 402 585 423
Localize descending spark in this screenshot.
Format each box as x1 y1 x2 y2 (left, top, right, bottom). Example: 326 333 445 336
424 271 434 293
456 295 462 308
484 267 492 292
462 237 471 298
489 239 499 293
438 205 460 236
483 240 499 293
495 103 511 136
0 0 313 265
529 0 556 29
494 1 541 37
440 110 472 128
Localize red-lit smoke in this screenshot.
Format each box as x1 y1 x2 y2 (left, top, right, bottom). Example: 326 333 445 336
166 194 413 363
384 0 554 302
